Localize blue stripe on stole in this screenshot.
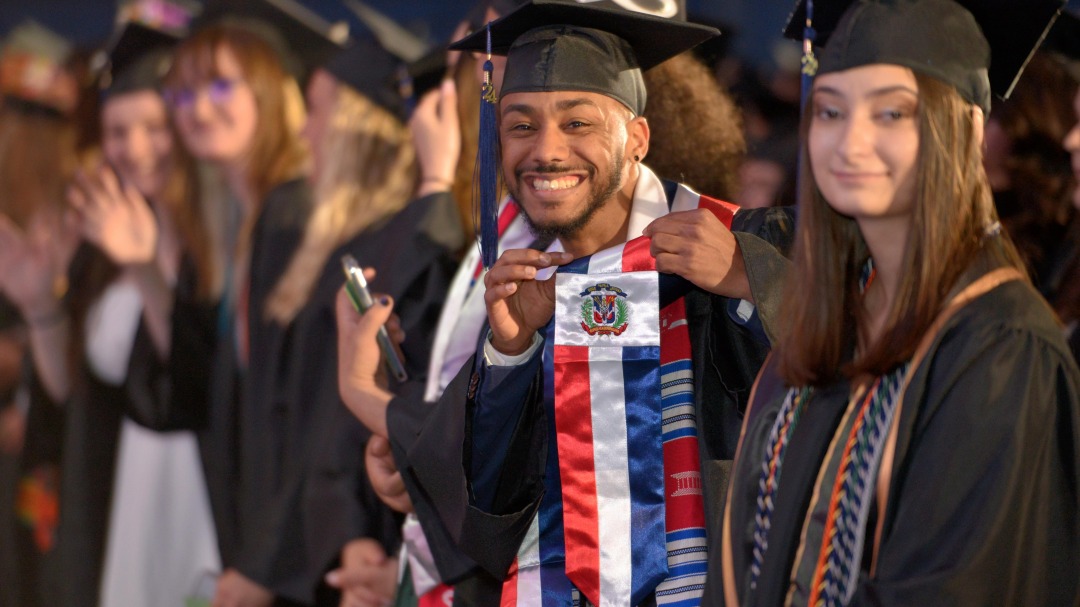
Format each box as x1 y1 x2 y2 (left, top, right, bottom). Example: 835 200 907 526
540 319 573 605
666 528 706 542
561 256 592 275
622 345 667 606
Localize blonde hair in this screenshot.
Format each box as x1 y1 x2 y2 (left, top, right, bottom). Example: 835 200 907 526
265 80 418 324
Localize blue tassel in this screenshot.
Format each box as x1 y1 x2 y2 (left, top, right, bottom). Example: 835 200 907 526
800 0 817 112
796 0 816 204
475 24 500 269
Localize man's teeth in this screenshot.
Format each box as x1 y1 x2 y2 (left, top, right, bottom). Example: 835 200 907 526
533 177 579 191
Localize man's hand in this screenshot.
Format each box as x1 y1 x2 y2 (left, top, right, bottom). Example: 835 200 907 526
68 166 158 266
212 569 273 607
644 209 753 302
336 276 394 438
325 538 398 607
365 435 412 513
483 249 573 356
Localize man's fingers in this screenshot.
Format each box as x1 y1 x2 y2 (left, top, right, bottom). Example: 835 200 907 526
643 208 719 236
483 250 574 291
494 249 573 269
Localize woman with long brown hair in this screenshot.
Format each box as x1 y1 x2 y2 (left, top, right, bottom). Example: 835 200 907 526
722 1 1080 605
108 20 315 606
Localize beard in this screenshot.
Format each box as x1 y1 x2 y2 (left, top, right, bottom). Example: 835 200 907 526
507 149 625 245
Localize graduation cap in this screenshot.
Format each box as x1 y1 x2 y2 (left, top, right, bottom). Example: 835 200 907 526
194 0 350 79
484 0 685 20
403 45 450 112
1042 10 1080 82
323 34 410 120
451 0 716 115
450 0 718 267
0 21 78 115
783 0 1067 113
98 23 183 96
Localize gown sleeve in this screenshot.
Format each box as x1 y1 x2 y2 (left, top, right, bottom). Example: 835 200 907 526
854 289 1080 606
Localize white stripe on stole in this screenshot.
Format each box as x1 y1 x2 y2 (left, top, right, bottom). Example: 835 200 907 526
516 518 542 601
588 345 633 607
671 183 705 213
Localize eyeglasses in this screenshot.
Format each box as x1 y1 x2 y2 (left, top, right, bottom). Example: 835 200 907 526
163 78 239 110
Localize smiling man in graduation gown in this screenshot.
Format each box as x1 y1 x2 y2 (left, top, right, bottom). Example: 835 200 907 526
372 2 796 605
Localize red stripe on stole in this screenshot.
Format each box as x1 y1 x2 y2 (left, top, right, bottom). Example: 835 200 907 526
621 236 656 272
698 195 738 229
659 300 707 532
501 557 519 607
553 344 602 601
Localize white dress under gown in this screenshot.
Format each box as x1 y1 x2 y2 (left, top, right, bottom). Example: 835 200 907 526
86 278 220 607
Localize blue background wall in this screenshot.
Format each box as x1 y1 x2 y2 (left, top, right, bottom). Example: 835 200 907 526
2 0 1080 74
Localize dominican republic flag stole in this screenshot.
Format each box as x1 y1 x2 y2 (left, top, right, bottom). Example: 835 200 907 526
500 184 738 607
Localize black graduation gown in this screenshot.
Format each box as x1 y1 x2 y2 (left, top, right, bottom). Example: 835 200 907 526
126 177 313 585
388 205 796 605
237 191 463 604
726 273 1080 606
23 244 191 607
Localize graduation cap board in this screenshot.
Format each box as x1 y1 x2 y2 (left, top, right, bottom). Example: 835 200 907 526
106 23 180 80
195 0 350 78
0 21 77 115
323 34 410 120
783 0 1067 113
487 0 684 19
450 0 717 113
1043 10 1080 82
449 0 718 267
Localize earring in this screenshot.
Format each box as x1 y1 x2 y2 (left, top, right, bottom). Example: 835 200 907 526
633 155 640 162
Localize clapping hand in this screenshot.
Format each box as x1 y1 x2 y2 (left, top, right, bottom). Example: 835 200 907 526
0 212 75 316
68 164 158 267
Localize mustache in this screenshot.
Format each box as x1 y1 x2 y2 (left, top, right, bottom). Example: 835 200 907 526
514 163 592 178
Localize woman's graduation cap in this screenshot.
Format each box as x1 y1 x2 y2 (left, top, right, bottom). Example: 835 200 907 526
1043 10 1080 82
449 0 718 267
98 0 199 97
322 33 413 121
783 0 1068 114
194 0 350 80
0 21 77 116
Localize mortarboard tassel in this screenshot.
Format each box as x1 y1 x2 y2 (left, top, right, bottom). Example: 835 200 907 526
800 0 817 111
796 0 816 210
475 23 500 269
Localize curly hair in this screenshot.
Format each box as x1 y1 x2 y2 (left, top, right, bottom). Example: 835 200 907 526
987 53 1078 286
642 52 744 200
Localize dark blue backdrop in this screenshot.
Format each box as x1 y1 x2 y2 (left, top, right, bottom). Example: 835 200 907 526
2 0 1080 75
